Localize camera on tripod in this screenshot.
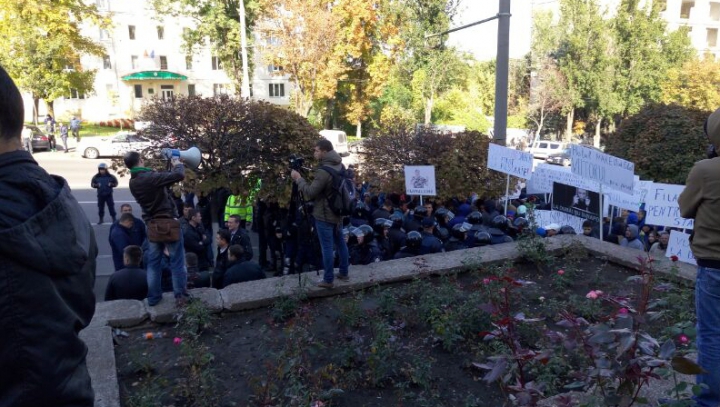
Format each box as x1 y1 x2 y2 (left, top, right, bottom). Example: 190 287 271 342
288 154 305 171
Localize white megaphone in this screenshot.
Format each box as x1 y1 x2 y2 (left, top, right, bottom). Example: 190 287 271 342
162 147 202 169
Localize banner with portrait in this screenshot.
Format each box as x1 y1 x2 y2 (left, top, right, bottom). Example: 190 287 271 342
551 182 601 222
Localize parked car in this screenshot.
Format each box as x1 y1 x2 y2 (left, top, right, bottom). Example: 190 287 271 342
546 144 603 167
24 125 51 152
319 129 350 156
525 140 566 160
78 131 152 159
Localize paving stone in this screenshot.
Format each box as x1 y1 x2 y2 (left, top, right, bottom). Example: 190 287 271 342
80 326 120 407
89 299 147 328
188 287 223 313
145 293 183 324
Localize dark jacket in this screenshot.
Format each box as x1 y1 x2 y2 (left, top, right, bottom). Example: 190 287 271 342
129 164 185 221
109 221 146 271
420 231 443 254
296 150 344 225
213 248 230 289
444 238 468 252
393 246 422 259
222 260 266 288
0 151 97 407
91 171 118 197
229 227 253 261
183 222 212 270
104 267 148 301
350 241 382 265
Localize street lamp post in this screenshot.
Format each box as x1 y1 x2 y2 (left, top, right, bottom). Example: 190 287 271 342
239 0 251 99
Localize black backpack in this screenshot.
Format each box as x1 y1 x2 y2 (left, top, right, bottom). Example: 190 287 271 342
319 165 355 217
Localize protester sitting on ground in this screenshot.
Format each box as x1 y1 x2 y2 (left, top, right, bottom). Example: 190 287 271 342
620 224 645 251
186 252 211 289
393 231 424 259
649 232 671 264
105 245 148 301
222 245 266 288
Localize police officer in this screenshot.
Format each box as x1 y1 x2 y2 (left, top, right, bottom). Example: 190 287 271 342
466 210 486 248
373 218 393 260
488 215 514 245
445 223 470 252
475 231 492 247
388 214 406 258
420 217 443 254
403 203 424 233
393 231 423 259
91 162 118 225
350 224 382 265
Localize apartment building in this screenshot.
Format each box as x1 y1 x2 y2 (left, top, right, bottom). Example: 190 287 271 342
24 0 291 123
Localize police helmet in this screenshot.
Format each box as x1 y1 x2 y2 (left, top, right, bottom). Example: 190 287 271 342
98 162 108 169
513 217 529 229
406 231 423 248
413 205 428 219
560 225 577 235
373 218 392 234
475 231 492 246
492 215 510 231
436 227 450 241
390 214 403 228
354 224 375 243
452 223 469 239
467 211 483 225
434 207 450 222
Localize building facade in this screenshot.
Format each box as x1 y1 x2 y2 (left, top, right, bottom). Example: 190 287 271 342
23 0 291 123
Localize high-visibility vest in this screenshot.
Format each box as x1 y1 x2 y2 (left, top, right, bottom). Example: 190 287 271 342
224 195 253 222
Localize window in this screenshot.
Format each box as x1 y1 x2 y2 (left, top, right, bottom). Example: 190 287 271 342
96 0 108 8
266 34 280 46
708 28 718 47
680 0 695 19
267 64 283 74
160 56 168 70
212 56 222 70
538 142 548 149
550 143 560 149
134 84 143 98
185 55 193 70
157 26 164 40
711 2 720 21
128 25 136 40
269 83 285 97
106 84 113 93
131 55 138 69
99 28 110 40
102 55 112 69
161 85 174 100
213 83 228 96
68 89 85 99
188 84 196 96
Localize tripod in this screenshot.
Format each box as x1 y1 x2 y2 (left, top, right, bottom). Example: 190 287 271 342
288 179 320 286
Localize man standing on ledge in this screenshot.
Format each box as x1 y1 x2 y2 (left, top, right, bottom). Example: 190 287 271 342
290 139 349 288
0 65 97 406
125 150 188 307
678 106 720 407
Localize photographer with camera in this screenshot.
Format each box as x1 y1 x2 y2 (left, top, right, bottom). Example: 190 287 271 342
290 139 350 288
124 150 189 307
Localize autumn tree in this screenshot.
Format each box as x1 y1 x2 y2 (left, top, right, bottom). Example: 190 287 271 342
127 95 321 200
152 0 261 93
661 58 720 112
0 0 109 120
260 0 345 118
361 125 507 200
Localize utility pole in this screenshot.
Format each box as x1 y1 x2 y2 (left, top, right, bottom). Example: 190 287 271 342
239 0 251 99
493 0 511 146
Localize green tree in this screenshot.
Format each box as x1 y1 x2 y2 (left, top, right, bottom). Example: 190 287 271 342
661 58 720 112
0 0 109 120
411 49 469 124
605 104 708 184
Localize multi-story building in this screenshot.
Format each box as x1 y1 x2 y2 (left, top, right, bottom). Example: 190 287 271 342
23 0 291 123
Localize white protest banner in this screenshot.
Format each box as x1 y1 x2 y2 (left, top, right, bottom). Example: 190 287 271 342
644 183 694 229
527 164 600 194
666 231 696 265
487 143 534 179
404 166 436 196
533 209 586 234
570 145 635 194
634 180 653 205
605 189 641 213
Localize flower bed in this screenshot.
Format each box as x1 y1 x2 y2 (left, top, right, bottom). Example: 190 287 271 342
115 243 700 407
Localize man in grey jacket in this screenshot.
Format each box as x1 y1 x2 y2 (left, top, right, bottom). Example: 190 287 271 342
291 139 349 288
0 65 97 406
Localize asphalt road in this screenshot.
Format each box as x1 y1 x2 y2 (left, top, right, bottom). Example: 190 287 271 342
33 139 362 302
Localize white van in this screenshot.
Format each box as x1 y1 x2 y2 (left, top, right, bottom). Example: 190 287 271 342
319 129 349 156
525 140 566 160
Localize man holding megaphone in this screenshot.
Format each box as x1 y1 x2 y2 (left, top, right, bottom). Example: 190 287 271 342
124 149 190 307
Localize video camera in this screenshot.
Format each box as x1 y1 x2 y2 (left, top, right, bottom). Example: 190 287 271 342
288 154 305 171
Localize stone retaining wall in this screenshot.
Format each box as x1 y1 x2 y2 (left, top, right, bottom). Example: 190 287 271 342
82 235 697 407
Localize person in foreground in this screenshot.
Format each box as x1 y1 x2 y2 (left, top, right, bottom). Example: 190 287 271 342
291 139 349 288
678 106 720 407
0 65 98 406
125 150 188 307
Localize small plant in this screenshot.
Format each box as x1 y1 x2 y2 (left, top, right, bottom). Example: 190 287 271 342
175 298 213 338
517 204 554 270
125 375 165 407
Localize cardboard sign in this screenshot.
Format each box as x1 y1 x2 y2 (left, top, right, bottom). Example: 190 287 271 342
552 182 601 222
644 183 694 229
570 145 635 194
605 189 641 213
527 164 600 194
666 231 696 265
634 180 653 204
533 209 586 234
404 166 436 196
487 143 534 179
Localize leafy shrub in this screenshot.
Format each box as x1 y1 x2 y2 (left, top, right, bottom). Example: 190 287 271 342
605 104 708 184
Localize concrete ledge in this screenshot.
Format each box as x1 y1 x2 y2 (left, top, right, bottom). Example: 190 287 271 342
80 326 120 407
89 299 148 328
188 287 224 313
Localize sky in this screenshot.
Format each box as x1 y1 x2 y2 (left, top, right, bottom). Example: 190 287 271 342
448 0 539 61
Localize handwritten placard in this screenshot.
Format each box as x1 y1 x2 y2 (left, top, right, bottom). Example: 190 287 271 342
488 143 534 179
644 183 694 229
533 209 586 234
404 166 436 196
666 231 696 265
570 145 635 194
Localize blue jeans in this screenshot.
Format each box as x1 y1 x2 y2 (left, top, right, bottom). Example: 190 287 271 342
694 266 720 407
146 234 187 305
315 220 349 283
